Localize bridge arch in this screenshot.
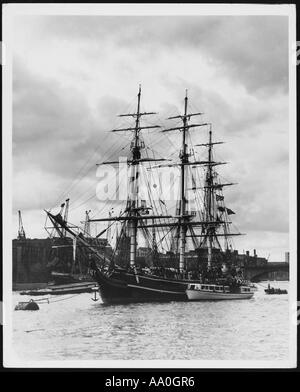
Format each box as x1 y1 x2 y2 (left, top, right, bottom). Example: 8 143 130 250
244 263 289 282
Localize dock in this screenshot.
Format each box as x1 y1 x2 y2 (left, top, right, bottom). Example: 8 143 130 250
20 281 98 296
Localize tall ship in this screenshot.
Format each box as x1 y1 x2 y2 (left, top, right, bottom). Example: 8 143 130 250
46 86 255 303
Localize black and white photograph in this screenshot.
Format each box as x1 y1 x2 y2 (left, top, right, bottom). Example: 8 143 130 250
2 3 297 369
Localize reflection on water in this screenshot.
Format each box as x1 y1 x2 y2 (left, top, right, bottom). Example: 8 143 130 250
12 282 289 361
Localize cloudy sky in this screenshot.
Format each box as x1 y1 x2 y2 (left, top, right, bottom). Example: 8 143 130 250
11 12 290 260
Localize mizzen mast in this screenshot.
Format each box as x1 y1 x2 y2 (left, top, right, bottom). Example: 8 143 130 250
206 125 214 269
195 126 243 268
197 124 224 268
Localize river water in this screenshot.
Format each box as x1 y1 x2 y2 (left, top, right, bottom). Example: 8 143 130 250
12 281 290 362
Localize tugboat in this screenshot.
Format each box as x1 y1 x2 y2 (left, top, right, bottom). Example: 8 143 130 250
46 86 257 304
265 283 288 295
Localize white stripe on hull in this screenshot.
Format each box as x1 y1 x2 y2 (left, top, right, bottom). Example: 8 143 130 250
128 284 183 295
124 273 195 285
186 290 254 300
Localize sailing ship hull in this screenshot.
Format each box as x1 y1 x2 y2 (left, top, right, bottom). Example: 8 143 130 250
92 268 191 304
186 289 254 301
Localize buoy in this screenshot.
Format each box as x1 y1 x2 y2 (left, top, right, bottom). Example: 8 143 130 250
15 299 39 311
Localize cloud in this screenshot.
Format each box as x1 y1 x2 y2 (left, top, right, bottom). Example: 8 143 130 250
25 15 288 95
13 59 131 179
11 14 290 260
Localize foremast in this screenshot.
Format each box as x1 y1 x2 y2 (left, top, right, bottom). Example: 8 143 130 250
90 86 170 271
128 86 142 268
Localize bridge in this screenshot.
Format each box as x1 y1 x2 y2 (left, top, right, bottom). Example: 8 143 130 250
244 262 289 282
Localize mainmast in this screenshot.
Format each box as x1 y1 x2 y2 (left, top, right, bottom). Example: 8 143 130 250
179 91 189 273
163 91 208 273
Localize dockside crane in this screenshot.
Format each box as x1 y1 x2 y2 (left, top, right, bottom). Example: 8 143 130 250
62 198 70 237
84 210 91 237
17 210 26 240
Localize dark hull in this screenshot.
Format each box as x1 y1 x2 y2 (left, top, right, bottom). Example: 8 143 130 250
91 268 195 304
265 288 288 295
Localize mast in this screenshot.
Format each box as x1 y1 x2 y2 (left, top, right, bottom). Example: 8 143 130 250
179 91 189 273
128 85 142 268
162 92 208 273
196 126 244 267
206 125 213 269
202 125 220 268
96 86 163 269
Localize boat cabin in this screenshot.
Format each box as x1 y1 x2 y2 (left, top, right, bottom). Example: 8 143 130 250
240 286 251 293
187 283 230 293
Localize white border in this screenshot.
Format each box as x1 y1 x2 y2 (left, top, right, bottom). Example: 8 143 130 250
2 3 297 369
1 3 295 16
288 2 297 369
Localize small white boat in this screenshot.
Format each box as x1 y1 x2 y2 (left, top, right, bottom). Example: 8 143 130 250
186 283 254 300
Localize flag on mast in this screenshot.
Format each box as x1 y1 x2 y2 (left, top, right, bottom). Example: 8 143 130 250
226 208 235 215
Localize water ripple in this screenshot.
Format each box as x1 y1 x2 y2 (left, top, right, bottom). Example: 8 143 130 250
12 282 289 361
